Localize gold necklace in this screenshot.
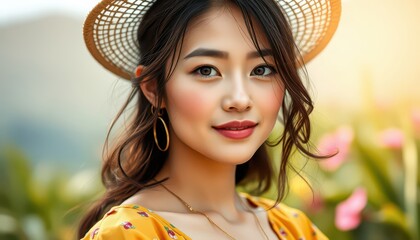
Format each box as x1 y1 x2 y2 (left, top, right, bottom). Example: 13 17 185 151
159 183 270 240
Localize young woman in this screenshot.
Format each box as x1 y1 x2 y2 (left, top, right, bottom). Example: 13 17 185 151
80 0 341 239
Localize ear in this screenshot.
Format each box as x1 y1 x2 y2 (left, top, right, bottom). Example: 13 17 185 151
137 65 166 108
134 65 143 78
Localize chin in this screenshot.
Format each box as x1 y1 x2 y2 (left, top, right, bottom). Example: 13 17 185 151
209 150 257 165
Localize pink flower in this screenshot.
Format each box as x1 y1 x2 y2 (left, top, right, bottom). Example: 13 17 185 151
165 226 178 239
91 228 99 239
335 188 367 231
121 221 135 230
137 211 149 217
412 108 420 137
318 126 354 171
379 128 404 149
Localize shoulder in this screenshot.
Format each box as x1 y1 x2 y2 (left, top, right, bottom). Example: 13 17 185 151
80 204 187 240
243 194 329 240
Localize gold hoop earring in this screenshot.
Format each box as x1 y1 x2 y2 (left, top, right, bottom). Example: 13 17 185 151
152 106 169 151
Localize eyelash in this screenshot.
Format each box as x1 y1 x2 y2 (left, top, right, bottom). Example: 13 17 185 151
251 65 277 77
192 65 220 78
192 65 277 78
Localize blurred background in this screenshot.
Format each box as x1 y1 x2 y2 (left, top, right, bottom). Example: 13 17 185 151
0 0 419 239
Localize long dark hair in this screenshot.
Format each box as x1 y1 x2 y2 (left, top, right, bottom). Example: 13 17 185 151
78 0 324 237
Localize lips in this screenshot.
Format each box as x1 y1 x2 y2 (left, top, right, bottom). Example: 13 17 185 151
213 120 258 139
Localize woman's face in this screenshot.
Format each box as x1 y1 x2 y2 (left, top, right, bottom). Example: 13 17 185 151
163 6 284 164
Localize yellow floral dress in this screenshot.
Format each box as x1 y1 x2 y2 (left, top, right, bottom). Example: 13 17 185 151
81 194 328 240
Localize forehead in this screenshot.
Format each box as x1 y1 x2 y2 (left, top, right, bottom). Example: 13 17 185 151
181 5 270 53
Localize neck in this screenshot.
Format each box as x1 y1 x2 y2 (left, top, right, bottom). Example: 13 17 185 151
156 145 240 215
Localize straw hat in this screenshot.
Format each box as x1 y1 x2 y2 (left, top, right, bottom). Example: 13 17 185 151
83 0 341 80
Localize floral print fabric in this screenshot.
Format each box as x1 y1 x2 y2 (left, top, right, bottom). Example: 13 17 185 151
81 194 328 240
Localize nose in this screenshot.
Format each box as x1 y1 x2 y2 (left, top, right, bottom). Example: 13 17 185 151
222 77 253 112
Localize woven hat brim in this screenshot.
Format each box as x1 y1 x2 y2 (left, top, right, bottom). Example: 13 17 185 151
83 0 341 80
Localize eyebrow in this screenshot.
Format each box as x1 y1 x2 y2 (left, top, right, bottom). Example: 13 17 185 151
183 48 273 60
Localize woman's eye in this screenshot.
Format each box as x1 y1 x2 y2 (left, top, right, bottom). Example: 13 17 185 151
251 66 275 76
195 66 218 77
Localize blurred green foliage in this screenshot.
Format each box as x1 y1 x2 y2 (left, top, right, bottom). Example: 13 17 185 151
269 103 420 240
0 147 102 240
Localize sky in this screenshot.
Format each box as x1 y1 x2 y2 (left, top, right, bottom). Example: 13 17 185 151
0 0 99 24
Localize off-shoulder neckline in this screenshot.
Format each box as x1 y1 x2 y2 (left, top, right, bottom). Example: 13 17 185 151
107 193 277 239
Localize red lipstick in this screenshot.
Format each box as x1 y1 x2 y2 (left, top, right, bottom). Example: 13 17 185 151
213 120 257 139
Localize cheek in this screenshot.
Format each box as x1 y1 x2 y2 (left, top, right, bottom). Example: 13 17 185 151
165 82 212 123
258 84 284 116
